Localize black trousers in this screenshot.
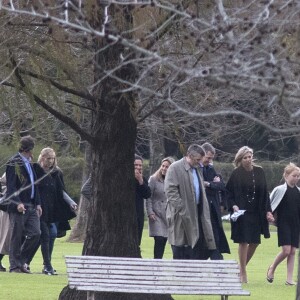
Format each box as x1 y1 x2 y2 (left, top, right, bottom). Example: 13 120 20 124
9 208 40 270
171 245 192 259
209 207 223 260
153 236 167 259
191 204 211 260
137 215 144 246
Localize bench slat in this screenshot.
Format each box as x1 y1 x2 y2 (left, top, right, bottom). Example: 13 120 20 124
67 264 239 272
67 268 238 279
70 284 250 295
66 257 239 266
66 256 238 263
68 274 240 282
68 278 242 286
68 273 240 281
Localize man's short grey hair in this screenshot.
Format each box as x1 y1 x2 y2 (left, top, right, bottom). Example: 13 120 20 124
202 142 216 155
186 144 205 157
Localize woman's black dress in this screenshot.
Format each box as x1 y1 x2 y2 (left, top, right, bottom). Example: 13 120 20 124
226 166 271 244
276 185 300 248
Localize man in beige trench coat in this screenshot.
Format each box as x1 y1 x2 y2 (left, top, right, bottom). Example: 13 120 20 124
164 144 216 259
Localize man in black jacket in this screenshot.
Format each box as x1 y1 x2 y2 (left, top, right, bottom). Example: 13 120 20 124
6 135 42 273
134 155 151 246
201 142 230 260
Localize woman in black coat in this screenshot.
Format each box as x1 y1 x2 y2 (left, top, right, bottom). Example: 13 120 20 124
28 148 77 275
226 146 274 283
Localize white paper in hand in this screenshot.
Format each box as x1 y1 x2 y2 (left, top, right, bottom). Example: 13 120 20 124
231 210 246 222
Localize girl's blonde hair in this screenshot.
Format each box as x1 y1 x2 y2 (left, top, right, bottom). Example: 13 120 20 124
38 147 57 168
233 146 253 167
283 163 300 177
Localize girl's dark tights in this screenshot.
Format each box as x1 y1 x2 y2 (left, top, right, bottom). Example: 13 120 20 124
154 236 167 259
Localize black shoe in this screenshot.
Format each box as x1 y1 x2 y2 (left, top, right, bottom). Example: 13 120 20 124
0 263 6 272
43 267 57 275
285 281 296 286
20 265 32 274
267 266 274 283
23 263 30 271
10 268 22 273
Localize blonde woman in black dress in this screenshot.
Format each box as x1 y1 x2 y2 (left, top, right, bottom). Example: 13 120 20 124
226 146 274 283
267 163 300 286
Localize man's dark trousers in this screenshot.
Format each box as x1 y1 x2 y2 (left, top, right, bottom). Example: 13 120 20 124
9 207 40 271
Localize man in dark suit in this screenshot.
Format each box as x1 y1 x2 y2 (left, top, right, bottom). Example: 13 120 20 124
6 135 42 273
201 142 230 260
134 155 151 246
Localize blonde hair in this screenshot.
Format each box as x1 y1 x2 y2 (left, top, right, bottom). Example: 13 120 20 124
38 147 57 168
234 146 253 167
283 163 300 178
153 157 175 180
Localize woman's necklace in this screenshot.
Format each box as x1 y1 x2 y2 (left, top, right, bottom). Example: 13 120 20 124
246 170 256 203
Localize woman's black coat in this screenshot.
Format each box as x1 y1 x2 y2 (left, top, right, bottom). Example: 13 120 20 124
226 165 271 239
33 163 76 228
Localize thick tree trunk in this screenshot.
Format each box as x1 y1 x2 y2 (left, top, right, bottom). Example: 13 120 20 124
59 286 171 300
59 3 172 300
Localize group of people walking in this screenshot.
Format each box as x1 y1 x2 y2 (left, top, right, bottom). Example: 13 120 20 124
0 135 77 274
140 144 300 286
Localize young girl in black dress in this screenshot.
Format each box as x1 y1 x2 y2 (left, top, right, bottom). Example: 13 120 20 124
267 163 300 285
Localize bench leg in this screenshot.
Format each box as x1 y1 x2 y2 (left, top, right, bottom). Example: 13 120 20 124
87 291 95 300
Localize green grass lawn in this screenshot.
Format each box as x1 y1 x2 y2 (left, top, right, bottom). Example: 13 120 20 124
0 223 297 299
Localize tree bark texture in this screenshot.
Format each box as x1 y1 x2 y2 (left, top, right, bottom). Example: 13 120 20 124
60 286 172 300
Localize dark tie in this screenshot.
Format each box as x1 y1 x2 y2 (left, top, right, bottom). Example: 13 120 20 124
194 168 203 215
202 166 207 179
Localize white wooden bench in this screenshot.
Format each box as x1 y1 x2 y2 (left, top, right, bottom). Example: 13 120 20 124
65 256 250 300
